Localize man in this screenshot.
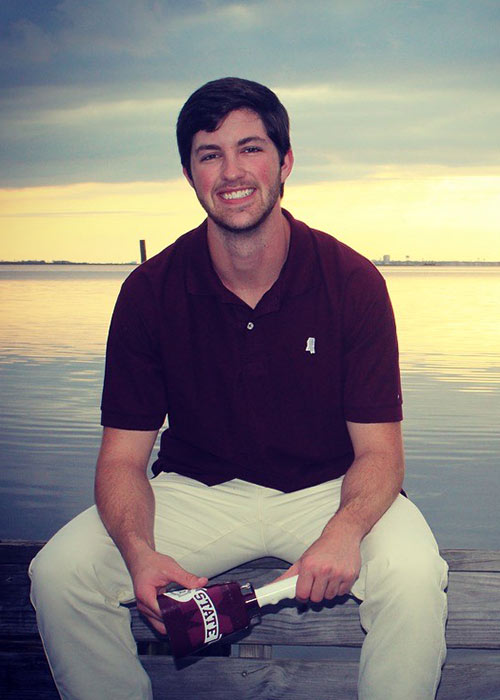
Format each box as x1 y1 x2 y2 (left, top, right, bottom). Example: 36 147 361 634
30 77 448 699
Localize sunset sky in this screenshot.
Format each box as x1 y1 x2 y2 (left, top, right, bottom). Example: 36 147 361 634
1 0 499 263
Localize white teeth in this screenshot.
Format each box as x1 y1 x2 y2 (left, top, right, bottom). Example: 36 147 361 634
221 188 253 200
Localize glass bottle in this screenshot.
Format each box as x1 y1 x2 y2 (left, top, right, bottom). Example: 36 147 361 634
158 575 298 658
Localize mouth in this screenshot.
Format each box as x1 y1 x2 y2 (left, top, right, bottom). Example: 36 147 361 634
219 188 255 201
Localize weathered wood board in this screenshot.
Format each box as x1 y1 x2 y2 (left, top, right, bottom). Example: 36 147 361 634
1 542 500 699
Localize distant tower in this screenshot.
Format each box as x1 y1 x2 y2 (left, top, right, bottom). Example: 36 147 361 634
139 239 147 263
383 254 390 264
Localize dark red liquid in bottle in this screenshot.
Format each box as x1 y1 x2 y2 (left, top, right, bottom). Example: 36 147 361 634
158 581 260 658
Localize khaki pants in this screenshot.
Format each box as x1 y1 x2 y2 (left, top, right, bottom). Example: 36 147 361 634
30 473 448 699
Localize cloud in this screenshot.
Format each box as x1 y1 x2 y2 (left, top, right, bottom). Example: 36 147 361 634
0 18 56 65
285 82 500 178
0 0 498 187
2 0 497 88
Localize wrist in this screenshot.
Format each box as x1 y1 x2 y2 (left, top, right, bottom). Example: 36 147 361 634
121 536 156 573
322 511 366 544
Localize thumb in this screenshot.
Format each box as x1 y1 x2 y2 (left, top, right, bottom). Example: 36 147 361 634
171 563 208 590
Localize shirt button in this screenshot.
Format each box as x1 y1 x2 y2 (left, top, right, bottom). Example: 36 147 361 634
246 322 254 330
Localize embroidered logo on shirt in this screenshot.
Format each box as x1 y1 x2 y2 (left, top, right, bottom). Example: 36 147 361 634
305 337 316 354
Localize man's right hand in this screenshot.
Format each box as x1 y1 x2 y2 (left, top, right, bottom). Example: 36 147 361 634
129 548 208 634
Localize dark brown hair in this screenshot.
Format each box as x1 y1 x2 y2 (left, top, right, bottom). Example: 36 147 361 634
177 77 291 179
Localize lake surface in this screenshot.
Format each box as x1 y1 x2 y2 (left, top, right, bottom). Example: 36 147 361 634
1 264 499 548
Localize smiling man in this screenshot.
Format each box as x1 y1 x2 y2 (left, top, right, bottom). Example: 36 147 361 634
186 107 293 309
30 77 448 700
188 109 289 233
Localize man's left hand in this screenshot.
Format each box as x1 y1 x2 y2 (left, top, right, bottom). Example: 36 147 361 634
272 527 362 603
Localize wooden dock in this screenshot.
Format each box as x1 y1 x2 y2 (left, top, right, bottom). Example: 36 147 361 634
1 541 500 698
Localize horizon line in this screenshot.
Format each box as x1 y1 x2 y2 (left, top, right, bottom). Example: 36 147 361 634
1 259 500 267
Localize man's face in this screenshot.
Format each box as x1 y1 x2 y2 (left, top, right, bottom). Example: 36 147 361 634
184 109 293 235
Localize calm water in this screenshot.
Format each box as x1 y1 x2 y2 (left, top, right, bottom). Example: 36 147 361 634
0 264 499 548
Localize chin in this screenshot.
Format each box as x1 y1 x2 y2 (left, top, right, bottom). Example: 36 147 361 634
211 203 278 236
218 219 264 235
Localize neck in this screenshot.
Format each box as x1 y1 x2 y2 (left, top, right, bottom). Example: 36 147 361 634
207 209 290 309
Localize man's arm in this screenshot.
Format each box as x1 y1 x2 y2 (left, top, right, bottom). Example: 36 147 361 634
275 421 404 602
94 426 208 633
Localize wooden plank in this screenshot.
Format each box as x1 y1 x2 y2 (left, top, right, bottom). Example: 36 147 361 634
438 661 500 700
0 541 45 564
1 652 58 699
2 543 500 699
148 656 500 700
238 644 273 659
3 559 500 650
441 550 500 572
2 654 500 700
0 561 37 639
2 651 500 699
145 657 360 699
446 571 500 648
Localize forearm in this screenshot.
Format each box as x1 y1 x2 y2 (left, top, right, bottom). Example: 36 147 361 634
95 460 156 570
94 427 158 573
277 424 404 601
323 446 404 544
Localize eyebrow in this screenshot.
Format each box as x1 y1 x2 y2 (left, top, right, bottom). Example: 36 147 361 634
194 135 268 155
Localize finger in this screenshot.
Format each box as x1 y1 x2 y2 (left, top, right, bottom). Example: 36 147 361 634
170 563 208 590
325 579 341 600
137 602 167 635
337 578 353 597
295 571 314 602
309 576 329 604
137 586 163 621
149 617 167 635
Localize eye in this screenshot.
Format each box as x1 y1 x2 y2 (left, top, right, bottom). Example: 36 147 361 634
243 146 262 154
200 152 219 162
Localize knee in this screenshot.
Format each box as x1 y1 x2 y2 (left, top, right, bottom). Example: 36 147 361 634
30 508 113 599
393 548 447 589
29 533 96 608
360 550 448 636
378 549 448 613
30 540 72 603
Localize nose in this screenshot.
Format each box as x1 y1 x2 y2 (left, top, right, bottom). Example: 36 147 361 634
221 153 245 181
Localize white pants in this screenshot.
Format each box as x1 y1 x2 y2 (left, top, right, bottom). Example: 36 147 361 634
29 473 448 700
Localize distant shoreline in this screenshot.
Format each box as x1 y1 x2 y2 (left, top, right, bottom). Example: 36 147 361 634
0 260 138 266
1 259 499 267
374 260 500 267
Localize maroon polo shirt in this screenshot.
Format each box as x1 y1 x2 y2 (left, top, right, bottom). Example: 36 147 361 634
101 210 402 492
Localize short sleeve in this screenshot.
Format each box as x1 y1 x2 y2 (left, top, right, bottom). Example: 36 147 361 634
100 276 168 430
342 267 403 423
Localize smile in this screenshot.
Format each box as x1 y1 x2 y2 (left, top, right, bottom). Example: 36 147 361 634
220 188 255 200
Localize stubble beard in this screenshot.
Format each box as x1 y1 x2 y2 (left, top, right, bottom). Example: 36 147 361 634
199 174 282 238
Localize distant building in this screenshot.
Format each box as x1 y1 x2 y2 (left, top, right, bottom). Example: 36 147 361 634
383 254 391 264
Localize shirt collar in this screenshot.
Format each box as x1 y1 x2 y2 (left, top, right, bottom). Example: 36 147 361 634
186 209 319 308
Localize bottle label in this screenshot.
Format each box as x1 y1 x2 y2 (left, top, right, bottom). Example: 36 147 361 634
165 588 221 645
193 589 220 644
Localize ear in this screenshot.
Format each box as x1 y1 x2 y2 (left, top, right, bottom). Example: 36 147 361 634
280 149 294 184
183 166 194 188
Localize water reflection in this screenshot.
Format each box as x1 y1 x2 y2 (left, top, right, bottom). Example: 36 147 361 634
0 265 499 545
381 267 500 391
0 265 134 363
2 265 499 387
